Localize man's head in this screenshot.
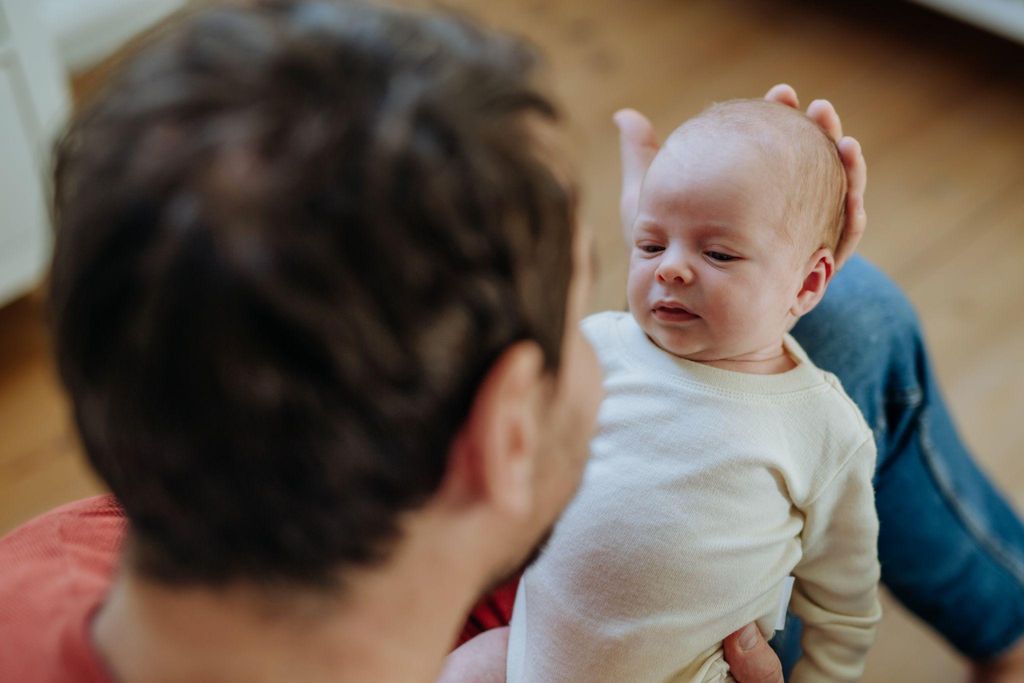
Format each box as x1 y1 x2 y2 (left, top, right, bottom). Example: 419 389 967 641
50 0 599 590
626 99 845 361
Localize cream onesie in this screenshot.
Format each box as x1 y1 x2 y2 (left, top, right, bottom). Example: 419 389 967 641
507 311 882 683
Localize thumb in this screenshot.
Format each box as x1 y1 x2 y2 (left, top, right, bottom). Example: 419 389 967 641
723 624 784 683
613 108 658 245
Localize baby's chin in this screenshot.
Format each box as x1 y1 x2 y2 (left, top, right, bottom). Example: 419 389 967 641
641 322 715 361
641 318 759 363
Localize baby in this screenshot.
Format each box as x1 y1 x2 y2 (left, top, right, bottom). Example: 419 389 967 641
505 100 882 682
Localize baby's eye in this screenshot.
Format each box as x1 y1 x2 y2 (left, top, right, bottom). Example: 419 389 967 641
639 244 664 254
705 251 737 262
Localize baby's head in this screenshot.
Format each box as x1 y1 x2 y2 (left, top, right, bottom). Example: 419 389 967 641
627 99 846 364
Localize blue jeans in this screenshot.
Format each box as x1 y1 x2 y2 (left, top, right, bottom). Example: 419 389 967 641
772 255 1024 675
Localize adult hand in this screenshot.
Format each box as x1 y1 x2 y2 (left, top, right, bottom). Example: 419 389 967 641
614 107 659 249
436 627 509 683
723 623 784 683
614 84 868 269
764 84 867 269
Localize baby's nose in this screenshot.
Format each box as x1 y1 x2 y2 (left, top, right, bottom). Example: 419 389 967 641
655 252 694 284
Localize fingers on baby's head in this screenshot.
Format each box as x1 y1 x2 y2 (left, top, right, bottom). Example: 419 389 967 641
668 99 846 254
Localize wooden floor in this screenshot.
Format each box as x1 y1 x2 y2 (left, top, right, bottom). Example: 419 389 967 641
1 0 1022 680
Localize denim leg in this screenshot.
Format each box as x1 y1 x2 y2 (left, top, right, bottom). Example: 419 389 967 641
775 255 1024 669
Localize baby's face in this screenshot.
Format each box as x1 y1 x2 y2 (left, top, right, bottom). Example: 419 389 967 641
627 133 811 362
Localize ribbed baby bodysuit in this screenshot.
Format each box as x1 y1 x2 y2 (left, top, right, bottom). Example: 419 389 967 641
507 311 881 683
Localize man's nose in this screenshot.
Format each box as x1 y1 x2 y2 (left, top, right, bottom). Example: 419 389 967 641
655 245 694 284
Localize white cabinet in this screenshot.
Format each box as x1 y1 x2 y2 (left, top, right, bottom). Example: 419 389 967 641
0 67 50 304
0 0 69 306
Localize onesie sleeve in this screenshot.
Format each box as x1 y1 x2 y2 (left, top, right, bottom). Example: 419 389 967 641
790 437 882 683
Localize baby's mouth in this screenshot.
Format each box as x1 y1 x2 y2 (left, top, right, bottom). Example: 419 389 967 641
652 303 700 322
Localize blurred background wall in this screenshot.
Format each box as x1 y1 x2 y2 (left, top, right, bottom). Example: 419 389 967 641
0 0 1022 680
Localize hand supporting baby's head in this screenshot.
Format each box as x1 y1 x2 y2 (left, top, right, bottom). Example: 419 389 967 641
627 99 846 370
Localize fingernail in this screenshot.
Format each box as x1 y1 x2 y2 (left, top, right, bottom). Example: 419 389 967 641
738 624 759 651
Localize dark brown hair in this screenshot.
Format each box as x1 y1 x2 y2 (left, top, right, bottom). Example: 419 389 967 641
49 0 575 587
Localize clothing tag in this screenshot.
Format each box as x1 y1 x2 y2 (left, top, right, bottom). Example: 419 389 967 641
774 576 795 631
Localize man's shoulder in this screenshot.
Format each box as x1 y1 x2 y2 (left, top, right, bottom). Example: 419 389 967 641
0 495 125 683
1 494 126 570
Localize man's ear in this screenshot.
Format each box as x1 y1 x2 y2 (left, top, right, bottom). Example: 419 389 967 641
440 341 547 518
790 247 835 318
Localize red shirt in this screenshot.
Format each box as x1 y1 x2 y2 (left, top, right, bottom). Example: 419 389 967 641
0 495 514 681
0 495 123 683
457 577 518 647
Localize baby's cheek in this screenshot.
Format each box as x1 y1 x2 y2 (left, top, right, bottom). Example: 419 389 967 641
625 265 651 305
707 290 756 342
731 287 789 343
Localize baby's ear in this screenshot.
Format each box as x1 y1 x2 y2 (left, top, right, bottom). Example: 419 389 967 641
791 248 835 318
